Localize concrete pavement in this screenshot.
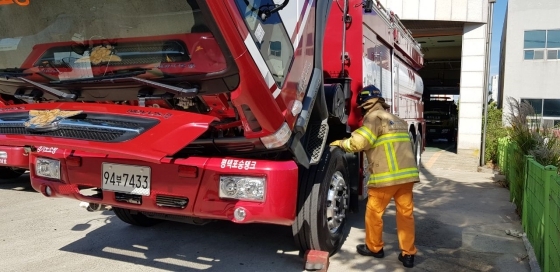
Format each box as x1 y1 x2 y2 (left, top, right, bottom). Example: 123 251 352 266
0 156 530 271
420 140 481 172
328 165 530 271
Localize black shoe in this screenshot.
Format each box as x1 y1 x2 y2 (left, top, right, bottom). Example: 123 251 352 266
398 253 414 268
356 244 384 258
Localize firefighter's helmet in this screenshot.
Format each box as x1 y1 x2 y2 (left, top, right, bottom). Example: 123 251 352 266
357 85 383 106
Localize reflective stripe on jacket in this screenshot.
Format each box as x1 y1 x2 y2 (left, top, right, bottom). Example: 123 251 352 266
338 103 420 188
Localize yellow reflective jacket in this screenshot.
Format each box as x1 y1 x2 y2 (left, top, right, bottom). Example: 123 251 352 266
337 103 420 188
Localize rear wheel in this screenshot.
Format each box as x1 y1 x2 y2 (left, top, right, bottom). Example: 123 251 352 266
0 167 26 180
113 207 161 227
292 147 350 255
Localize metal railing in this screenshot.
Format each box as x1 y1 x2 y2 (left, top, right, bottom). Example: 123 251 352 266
498 138 560 272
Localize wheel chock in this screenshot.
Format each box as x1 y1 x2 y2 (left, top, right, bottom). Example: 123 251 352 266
303 250 329 271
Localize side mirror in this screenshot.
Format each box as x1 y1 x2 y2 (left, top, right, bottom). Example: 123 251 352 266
364 0 374 13
259 0 289 21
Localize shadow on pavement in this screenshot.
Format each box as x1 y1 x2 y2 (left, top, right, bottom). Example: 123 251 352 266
60 213 303 272
330 162 529 272
425 139 457 153
0 173 36 193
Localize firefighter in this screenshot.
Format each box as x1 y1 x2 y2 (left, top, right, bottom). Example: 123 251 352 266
330 85 419 268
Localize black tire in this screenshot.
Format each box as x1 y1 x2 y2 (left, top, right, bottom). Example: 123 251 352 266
292 147 350 256
113 207 161 227
0 167 26 180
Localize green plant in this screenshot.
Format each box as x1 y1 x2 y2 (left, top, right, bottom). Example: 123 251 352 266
528 132 560 168
505 96 560 168
505 97 539 155
484 101 508 164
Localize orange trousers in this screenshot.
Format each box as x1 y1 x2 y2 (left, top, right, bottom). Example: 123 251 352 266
365 182 417 255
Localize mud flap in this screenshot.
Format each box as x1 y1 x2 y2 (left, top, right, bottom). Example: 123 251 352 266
344 152 360 213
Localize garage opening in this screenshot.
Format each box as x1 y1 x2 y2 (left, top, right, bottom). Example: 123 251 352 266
402 20 464 154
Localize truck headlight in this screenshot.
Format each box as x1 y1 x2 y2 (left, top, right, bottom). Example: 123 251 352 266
35 158 61 180
219 176 266 202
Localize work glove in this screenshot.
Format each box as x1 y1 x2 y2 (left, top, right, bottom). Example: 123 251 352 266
330 140 343 147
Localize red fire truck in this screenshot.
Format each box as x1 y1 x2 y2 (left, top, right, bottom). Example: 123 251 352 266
0 0 424 255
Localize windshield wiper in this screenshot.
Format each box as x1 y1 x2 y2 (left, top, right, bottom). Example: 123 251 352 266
49 67 198 97
17 77 77 100
0 68 76 100
129 77 199 97
49 68 148 84
0 68 32 79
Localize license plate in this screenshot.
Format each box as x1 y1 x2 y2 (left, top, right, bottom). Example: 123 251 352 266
101 163 151 196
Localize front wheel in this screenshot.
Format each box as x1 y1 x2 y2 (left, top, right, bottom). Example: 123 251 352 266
113 207 161 227
0 167 26 180
292 147 350 256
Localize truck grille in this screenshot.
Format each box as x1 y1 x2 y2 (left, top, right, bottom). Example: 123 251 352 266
307 122 329 164
0 112 158 142
155 195 189 209
0 126 123 141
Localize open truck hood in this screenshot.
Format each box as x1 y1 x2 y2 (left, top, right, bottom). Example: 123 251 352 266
0 103 217 163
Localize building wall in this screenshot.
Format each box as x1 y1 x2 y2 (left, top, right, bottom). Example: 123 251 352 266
458 23 487 150
378 0 490 151
500 0 560 125
490 75 499 103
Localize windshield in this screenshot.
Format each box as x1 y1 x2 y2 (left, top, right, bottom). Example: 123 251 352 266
0 0 227 82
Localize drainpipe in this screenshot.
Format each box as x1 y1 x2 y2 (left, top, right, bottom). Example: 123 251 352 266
480 0 496 167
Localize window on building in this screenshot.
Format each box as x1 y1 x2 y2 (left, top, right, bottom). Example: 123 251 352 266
524 30 546 48
543 99 560 117
524 29 560 60
521 98 543 115
547 30 560 60
547 30 560 48
269 41 282 57
524 30 546 60
547 49 558 60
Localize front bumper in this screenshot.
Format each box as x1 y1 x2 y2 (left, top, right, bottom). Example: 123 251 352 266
0 145 29 169
30 150 299 226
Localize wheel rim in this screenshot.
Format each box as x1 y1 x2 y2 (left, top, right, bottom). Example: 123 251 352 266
326 171 348 234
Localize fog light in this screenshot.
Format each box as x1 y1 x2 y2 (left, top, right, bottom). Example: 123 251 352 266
219 176 266 202
35 158 61 180
233 207 247 222
45 186 52 196
0 151 7 164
